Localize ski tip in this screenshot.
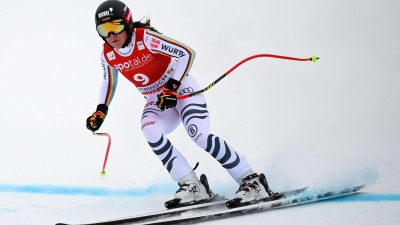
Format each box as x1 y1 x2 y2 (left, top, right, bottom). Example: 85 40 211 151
353 185 365 192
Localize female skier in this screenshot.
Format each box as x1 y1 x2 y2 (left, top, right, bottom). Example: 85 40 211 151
86 0 279 207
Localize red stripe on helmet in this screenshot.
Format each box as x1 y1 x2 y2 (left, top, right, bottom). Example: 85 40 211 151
124 8 132 23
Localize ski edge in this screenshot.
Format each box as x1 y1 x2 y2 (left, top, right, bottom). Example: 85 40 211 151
54 199 227 225
55 187 307 225
143 185 364 225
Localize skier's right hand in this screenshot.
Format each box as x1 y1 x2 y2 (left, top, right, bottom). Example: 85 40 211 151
86 104 108 132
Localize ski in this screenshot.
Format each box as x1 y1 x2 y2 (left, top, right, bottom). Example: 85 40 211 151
141 185 364 225
55 187 307 225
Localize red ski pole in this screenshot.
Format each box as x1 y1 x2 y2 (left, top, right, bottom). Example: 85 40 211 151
92 132 112 177
178 54 319 100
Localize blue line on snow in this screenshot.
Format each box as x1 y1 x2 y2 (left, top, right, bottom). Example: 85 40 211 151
327 193 400 202
0 184 176 197
0 184 399 202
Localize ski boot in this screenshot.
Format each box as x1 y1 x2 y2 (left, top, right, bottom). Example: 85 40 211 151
164 171 222 209
226 172 285 208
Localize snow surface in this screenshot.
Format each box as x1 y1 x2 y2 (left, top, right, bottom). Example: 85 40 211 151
1 0 399 224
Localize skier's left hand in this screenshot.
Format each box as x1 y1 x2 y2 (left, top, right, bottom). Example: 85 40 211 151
157 78 181 110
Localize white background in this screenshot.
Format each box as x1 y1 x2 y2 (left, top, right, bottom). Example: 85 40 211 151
0 0 399 224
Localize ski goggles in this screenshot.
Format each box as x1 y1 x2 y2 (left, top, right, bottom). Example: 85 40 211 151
96 19 125 38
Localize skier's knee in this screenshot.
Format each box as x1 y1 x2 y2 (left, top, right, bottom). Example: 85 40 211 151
141 120 160 140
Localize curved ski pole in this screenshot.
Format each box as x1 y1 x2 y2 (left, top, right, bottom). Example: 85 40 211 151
177 54 319 100
92 132 112 177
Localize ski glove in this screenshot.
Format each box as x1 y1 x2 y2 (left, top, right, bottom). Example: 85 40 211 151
86 104 108 132
157 78 181 111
